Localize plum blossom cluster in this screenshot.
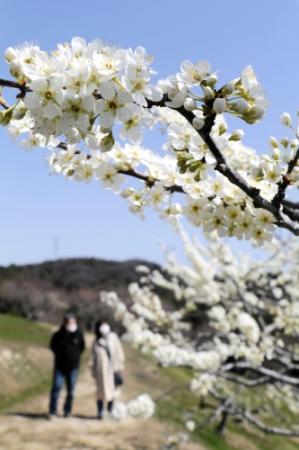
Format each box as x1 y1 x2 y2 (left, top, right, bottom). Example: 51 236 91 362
4 37 160 146
159 63 267 124
42 114 278 244
112 394 155 420
2 38 299 242
101 227 299 436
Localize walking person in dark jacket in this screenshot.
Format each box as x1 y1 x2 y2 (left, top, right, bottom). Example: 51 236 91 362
48 314 85 418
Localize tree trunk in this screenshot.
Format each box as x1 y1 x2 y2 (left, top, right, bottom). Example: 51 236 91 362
216 411 229 435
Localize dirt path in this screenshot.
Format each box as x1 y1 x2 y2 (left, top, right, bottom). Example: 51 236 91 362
0 344 205 450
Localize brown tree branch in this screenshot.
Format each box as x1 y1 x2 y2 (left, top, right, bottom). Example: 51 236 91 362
222 362 299 386
220 373 270 387
56 141 185 193
282 199 299 210
0 97 9 110
211 390 299 436
272 146 299 207
241 410 299 436
0 78 28 92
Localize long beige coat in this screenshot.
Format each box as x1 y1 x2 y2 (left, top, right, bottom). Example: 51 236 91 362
90 332 125 402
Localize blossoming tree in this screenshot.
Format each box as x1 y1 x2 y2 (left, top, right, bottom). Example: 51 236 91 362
1 37 299 243
2 37 299 440
100 228 299 436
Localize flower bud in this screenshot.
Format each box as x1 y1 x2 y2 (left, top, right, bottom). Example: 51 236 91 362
9 61 22 80
280 137 289 149
280 112 292 127
0 104 16 126
100 132 115 152
291 138 299 149
229 129 244 141
223 79 238 95
165 203 182 216
233 98 249 113
202 86 215 99
192 117 204 130
13 104 27 120
272 147 280 160
121 188 134 198
4 47 17 62
213 98 226 114
218 123 227 136
100 126 112 134
269 136 279 148
245 106 264 123
184 98 196 111
205 74 218 87
167 87 177 99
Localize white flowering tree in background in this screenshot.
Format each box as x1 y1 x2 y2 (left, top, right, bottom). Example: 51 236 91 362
101 228 299 437
1 37 299 242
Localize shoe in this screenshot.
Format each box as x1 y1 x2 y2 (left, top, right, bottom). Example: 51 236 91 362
47 413 56 420
63 412 71 418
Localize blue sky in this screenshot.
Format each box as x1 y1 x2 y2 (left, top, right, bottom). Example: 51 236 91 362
0 0 297 265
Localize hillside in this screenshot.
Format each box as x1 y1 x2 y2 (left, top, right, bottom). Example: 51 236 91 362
0 258 161 329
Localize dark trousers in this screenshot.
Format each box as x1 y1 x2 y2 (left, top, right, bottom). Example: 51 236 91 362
97 399 114 417
49 367 79 415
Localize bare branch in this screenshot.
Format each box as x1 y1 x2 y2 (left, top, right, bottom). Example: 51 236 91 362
282 199 299 210
56 141 185 193
272 145 299 207
242 410 299 436
0 97 9 110
211 390 299 436
222 362 299 386
0 78 28 92
220 373 270 387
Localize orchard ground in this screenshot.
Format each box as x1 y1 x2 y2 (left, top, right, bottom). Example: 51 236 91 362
1 314 299 450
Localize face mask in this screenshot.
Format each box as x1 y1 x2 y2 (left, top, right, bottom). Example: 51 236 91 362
66 324 77 333
99 323 110 336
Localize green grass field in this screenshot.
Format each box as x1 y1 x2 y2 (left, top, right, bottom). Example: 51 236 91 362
0 314 52 411
0 313 50 345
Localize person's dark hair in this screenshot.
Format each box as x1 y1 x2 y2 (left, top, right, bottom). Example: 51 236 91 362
62 313 76 327
94 319 106 339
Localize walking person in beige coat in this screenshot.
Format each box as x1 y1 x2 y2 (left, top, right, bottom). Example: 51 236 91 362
90 320 125 419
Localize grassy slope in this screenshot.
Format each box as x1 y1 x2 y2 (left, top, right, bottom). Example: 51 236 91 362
0 314 52 411
1 314 299 450
155 366 299 450
0 314 50 345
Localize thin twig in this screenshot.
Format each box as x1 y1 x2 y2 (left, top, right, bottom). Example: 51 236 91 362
222 362 299 386
242 410 299 436
0 78 28 92
272 145 299 207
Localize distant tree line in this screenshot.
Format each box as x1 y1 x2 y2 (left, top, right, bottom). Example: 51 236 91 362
0 257 163 330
